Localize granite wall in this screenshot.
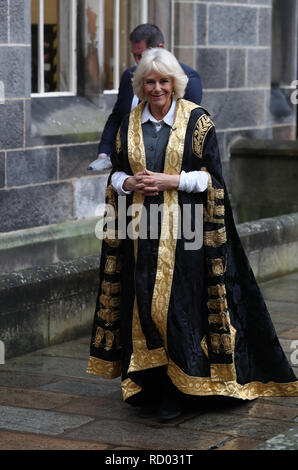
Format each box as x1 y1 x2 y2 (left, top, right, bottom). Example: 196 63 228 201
171 0 297 183
0 0 297 233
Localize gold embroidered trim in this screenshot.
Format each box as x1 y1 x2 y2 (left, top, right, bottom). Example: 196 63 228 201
192 114 214 159
102 281 121 296
127 100 199 373
97 308 120 325
204 227 227 247
104 256 117 274
167 359 298 400
116 128 122 154
86 356 121 379
99 294 120 308
128 347 168 374
121 378 142 401
151 99 199 349
208 284 226 297
207 258 226 277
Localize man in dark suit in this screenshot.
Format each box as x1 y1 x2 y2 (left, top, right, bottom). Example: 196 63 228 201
96 24 202 160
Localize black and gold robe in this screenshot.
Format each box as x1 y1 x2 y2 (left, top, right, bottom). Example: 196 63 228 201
87 99 298 402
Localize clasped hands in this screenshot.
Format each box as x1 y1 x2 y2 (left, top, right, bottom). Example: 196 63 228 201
123 169 180 196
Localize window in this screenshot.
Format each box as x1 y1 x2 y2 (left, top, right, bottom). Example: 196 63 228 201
103 0 148 93
31 0 77 96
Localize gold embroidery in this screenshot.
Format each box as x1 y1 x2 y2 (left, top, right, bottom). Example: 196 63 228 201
208 258 226 277
97 308 120 325
200 335 208 359
208 284 226 297
151 100 199 350
204 227 227 247
93 327 105 347
116 128 122 154
192 114 214 159
86 356 121 379
105 330 115 351
99 294 120 308
214 205 225 216
121 378 142 401
104 256 117 274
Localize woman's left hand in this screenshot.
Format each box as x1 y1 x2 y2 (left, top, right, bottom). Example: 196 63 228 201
140 169 180 193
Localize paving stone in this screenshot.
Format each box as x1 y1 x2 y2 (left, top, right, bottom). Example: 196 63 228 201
260 396 298 408
279 327 298 340
61 418 228 450
254 426 298 450
215 436 265 451
0 430 109 450
179 412 294 440
0 371 57 389
37 379 121 398
223 399 298 421
0 405 94 435
261 279 298 304
1 355 98 382
0 386 78 410
55 395 187 425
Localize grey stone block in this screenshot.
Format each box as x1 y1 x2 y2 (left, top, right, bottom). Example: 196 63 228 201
0 153 4 188
228 49 246 88
9 0 31 44
0 46 30 98
0 1 8 42
0 182 73 232
196 48 227 89
248 0 271 4
0 405 93 435
59 143 99 180
195 4 207 45
73 175 108 220
258 7 272 46
0 305 49 358
209 5 258 46
254 426 298 450
7 148 57 187
0 100 24 149
174 2 195 46
201 89 266 130
247 48 271 87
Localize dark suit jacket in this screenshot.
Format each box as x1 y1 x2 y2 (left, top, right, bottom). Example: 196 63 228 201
98 63 202 155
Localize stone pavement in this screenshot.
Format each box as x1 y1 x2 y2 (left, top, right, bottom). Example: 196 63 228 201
0 273 297 452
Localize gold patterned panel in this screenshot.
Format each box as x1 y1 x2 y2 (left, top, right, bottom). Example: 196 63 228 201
167 358 298 399
86 356 121 379
121 378 142 401
192 114 214 159
204 227 227 247
151 99 199 349
104 256 117 274
93 327 105 348
116 128 122 154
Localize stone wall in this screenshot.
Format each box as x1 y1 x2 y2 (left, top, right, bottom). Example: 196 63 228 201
0 1 109 234
172 0 297 183
0 0 297 234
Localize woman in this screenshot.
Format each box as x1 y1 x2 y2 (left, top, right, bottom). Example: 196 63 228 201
87 48 298 421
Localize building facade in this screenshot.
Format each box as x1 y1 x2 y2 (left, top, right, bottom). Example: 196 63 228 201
0 0 297 233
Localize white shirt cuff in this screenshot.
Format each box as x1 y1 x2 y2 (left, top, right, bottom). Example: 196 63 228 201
178 170 209 193
111 171 132 195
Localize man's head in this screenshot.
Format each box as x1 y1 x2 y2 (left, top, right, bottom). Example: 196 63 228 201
130 24 165 64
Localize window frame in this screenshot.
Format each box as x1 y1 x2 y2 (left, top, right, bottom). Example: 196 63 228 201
103 0 148 95
31 0 77 98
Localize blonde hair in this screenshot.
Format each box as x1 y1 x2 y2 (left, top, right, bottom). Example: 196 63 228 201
132 48 188 101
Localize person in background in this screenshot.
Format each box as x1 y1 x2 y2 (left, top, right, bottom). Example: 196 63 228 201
88 23 202 171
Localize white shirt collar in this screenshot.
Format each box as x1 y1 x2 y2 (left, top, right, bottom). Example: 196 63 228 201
142 99 176 127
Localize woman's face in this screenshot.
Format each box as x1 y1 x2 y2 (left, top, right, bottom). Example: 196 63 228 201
143 72 174 113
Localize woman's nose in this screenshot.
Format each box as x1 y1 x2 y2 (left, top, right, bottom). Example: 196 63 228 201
154 81 161 91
